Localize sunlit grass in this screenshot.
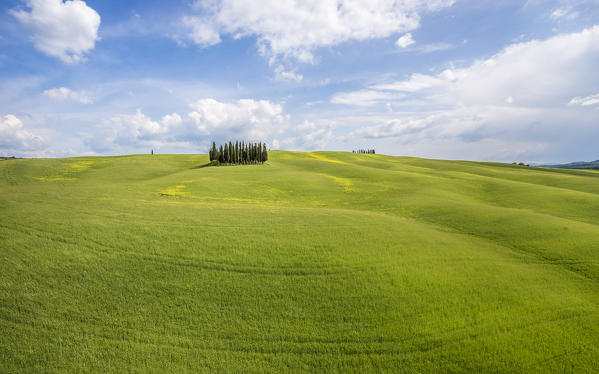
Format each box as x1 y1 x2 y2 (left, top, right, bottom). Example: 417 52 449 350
1 151 599 372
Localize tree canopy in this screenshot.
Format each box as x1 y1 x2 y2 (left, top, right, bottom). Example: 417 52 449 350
209 141 268 165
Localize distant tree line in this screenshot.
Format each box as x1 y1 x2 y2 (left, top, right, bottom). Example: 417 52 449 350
209 141 268 165
353 149 375 154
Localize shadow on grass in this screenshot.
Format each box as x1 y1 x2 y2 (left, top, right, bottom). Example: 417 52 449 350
191 163 213 169
191 162 270 169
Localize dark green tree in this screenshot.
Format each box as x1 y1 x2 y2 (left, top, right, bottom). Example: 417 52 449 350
262 143 268 162
234 141 239 164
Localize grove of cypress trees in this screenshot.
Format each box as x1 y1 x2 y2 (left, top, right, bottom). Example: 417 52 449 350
352 148 376 154
208 141 268 165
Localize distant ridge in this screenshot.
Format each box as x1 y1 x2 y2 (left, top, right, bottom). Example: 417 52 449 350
542 159 599 170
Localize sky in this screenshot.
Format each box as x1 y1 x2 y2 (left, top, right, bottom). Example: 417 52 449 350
1 0 598 163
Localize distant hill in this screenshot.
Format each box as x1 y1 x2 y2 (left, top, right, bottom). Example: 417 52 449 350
542 159 599 169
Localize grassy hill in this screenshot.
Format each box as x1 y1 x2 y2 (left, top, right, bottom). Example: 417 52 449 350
542 160 599 170
1 151 599 372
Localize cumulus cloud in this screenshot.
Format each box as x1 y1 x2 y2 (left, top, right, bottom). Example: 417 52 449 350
186 98 335 149
160 112 183 127
43 87 93 104
181 0 455 64
11 0 101 63
182 16 221 47
396 33 415 48
276 120 334 150
334 26 599 161
87 99 333 153
112 109 172 141
375 26 599 107
87 109 179 153
0 114 45 155
186 98 289 141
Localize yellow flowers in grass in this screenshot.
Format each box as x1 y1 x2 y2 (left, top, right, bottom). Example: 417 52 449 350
307 152 345 164
159 185 189 197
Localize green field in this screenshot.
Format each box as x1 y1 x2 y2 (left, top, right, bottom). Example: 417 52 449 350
2 151 599 372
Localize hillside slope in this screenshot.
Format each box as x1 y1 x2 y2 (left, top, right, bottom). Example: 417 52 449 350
1 151 599 372
543 159 599 170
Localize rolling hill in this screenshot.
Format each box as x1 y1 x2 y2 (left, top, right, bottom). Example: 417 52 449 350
1 151 599 372
542 160 599 170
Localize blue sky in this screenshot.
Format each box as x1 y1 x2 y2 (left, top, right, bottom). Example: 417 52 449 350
1 0 598 163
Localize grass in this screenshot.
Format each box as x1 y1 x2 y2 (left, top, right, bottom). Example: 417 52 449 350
1 151 599 373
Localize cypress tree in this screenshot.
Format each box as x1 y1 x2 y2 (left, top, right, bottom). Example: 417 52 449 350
263 143 268 162
209 141 216 161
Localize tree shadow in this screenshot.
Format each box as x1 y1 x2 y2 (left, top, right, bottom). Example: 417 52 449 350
191 162 213 169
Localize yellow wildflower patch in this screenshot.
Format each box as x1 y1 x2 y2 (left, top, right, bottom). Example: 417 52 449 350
159 185 189 197
32 161 93 182
307 152 345 164
70 161 94 170
33 176 76 182
319 173 355 192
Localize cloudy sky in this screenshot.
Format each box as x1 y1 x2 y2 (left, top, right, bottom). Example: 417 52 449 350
1 0 598 163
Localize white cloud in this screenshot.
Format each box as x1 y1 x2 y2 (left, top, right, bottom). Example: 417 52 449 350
113 109 172 139
396 33 415 48
160 113 183 127
276 120 334 150
11 0 101 63
550 7 579 21
182 16 221 47
372 26 599 107
88 109 179 152
186 98 334 150
393 41 453 54
0 114 45 155
412 42 453 53
274 65 303 82
569 93 599 106
372 70 455 92
331 90 401 106
182 0 455 64
334 26 599 161
42 87 93 104
85 99 333 153
187 98 288 140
